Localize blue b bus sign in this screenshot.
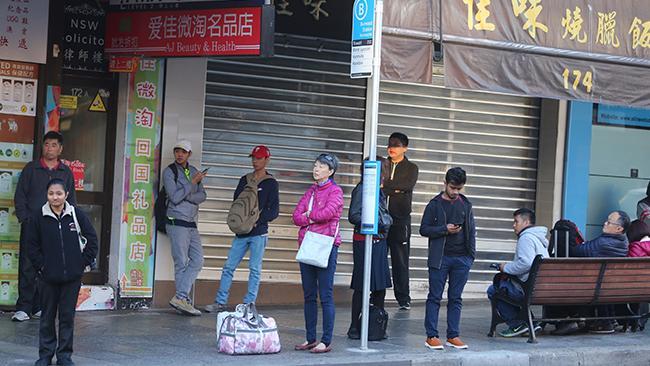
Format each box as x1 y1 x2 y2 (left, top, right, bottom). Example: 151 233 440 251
350 0 375 78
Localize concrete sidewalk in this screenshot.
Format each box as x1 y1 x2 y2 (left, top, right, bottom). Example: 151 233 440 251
2 300 649 366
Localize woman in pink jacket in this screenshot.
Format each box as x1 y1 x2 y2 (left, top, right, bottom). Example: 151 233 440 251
292 153 343 354
627 220 650 257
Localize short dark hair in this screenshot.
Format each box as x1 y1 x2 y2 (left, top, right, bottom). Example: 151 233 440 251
43 131 63 144
513 208 536 225
613 210 631 233
46 178 68 193
627 220 650 243
388 132 409 147
315 153 339 177
445 167 467 186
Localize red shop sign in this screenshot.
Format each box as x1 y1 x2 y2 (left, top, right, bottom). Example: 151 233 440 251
105 6 272 57
108 56 140 73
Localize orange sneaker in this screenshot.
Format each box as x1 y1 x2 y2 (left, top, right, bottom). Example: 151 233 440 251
424 337 444 350
445 337 468 349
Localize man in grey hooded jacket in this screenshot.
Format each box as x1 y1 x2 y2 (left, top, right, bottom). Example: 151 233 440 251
487 208 549 338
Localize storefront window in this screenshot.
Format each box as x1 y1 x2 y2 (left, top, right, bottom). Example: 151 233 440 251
59 87 109 192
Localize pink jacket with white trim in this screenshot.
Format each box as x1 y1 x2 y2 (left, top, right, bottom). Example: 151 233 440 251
292 179 344 247
628 239 650 257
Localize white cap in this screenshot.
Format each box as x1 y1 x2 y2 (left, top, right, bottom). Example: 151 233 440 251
173 139 192 152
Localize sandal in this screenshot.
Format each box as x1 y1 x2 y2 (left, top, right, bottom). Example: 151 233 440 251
309 342 332 353
294 341 318 351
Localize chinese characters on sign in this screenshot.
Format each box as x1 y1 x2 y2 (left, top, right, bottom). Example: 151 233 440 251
62 0 108 72
442 0 650 108
106 6 271 57
0 0 49 63
275 0 330 21
0 61 38 117
118 59 163 298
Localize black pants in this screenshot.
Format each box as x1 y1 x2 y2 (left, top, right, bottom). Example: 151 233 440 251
16 222 40 314
38 279 81 363
387 223 411 305
350 289 386 329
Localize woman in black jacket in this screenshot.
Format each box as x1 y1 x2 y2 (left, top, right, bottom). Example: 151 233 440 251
27 179 98 366
346 157 392 339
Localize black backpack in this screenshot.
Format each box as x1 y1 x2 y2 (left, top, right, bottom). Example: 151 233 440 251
367 305 389 341
549 219 584 257
154 163 178 234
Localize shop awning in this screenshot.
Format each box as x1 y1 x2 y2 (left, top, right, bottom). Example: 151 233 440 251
381 0 650 108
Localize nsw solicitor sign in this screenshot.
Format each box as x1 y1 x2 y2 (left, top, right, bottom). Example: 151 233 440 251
350 0 375 78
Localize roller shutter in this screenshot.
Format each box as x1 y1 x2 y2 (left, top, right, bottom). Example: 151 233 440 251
377 71 541 297
199 34 365 285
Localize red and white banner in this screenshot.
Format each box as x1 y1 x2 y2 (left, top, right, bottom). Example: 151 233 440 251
106 6 264 57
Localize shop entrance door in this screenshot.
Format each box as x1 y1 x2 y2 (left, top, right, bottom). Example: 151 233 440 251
59 74 117 285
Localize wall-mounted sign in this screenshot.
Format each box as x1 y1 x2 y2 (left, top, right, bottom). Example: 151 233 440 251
109 56 139 73
62 0 108 72
0 61 38 117
106 3 274 57
442 0 650 108
0 0 49 63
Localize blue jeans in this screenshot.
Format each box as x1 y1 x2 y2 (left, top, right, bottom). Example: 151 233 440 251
487 278 525 328
300 246 338 345
167 225 204 301
215 235 268 305
425 255 473 339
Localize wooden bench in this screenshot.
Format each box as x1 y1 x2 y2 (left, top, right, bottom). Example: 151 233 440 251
488 255 650 343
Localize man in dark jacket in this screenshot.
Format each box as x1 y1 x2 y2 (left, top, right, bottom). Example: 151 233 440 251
12 131 76 322
569 210 630 258
420 167 476 350
205 145 279 313
382 132 418 310
570 210 630 334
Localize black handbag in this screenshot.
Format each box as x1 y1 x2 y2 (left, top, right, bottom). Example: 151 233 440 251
378 195 392 232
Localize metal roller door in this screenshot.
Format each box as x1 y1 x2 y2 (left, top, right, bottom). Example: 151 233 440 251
377 72 541 297
199 34 365 286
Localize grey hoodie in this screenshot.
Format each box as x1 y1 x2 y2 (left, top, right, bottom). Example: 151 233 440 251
504 226 549 282
163 162 207 223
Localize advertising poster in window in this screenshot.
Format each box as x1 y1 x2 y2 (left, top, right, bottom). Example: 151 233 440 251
0 60 36 307
0 0 49 64
0 60 38 116
117 59 163 298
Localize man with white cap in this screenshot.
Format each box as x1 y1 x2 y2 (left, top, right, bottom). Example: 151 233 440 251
205 145 279 312
164 139 207 316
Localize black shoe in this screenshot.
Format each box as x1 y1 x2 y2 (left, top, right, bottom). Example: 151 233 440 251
399 302 411 310
34 358 52 366
56 357 75 366
589 321 615 334
551 321 580 336
347 326 360 340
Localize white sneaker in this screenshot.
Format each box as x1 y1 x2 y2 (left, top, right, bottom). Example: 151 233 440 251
32 311 42 319
12 311 30 322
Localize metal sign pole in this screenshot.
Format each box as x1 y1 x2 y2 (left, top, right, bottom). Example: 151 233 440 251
359 0 383 352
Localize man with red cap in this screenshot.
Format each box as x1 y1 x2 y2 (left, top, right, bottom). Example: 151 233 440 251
205 145 279 312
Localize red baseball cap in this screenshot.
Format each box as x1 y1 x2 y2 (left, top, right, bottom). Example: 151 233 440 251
249 145 271 159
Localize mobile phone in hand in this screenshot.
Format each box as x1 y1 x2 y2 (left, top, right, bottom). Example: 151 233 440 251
201 167 210 174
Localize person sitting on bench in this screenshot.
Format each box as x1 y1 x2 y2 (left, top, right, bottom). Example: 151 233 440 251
567 210 631 334
487 208 549 337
